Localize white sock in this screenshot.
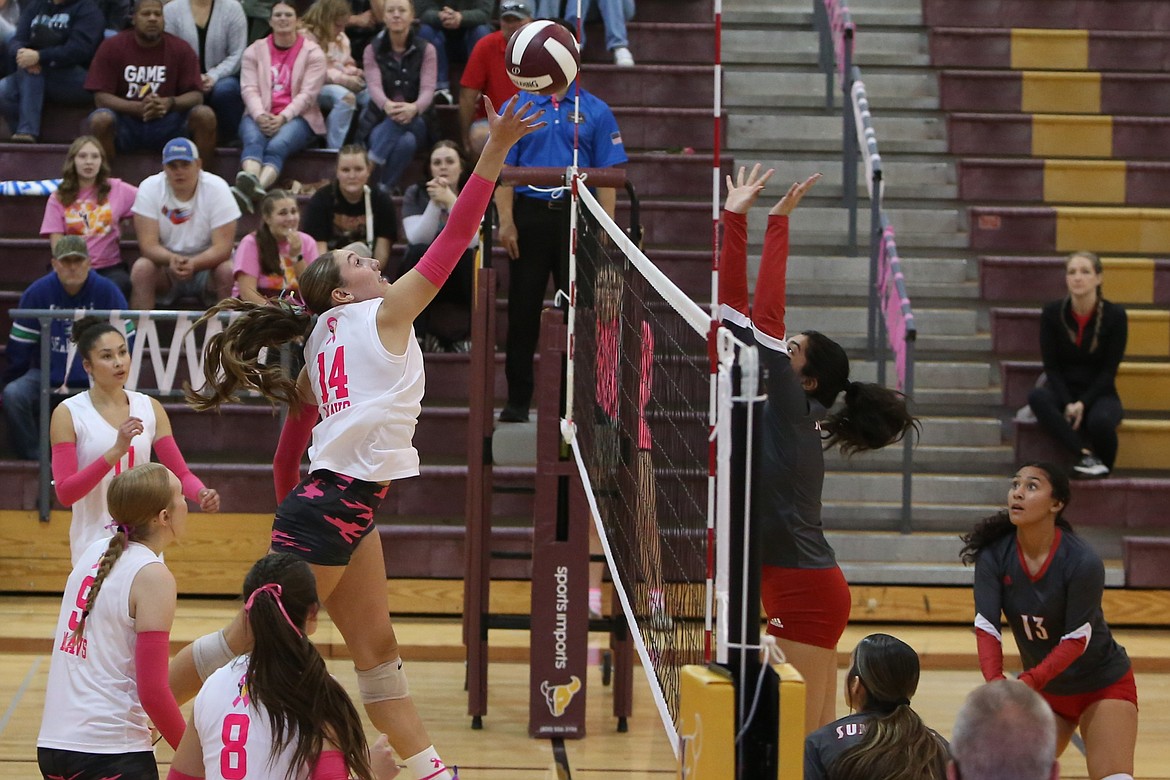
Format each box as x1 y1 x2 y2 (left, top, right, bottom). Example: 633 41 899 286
1099 775 1134 780
404 745 453 780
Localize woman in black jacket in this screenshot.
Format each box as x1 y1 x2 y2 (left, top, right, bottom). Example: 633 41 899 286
1027 251 1128 478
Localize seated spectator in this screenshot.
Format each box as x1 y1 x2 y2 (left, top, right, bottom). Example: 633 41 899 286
342 0 379 65
232 189 320 303
129 137 239 309
164 0 247 145
804 633 949 780
40 135 137 295
301 143 397 270
300 0 366 151
948 680 1060 780
0 0 102 143
399 140 473 351
360 0 434 194
2 236 130 460
458 0 527 157
559 0 634 66
231 0 325 213
85 0 217 163
414 0 489 102
1028 251 1127 479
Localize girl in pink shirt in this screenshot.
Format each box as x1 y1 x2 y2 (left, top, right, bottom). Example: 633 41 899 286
233 190 320 303
40 136 138 295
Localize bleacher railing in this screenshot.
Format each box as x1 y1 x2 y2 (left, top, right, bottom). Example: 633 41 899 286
813 1 918 532
10 308 271 521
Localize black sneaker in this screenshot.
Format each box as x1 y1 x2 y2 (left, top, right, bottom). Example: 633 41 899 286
498 404 529 423
1073 453 1109 478
433 88 454 105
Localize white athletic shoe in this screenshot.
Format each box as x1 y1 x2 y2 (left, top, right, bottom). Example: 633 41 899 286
613 46 635 67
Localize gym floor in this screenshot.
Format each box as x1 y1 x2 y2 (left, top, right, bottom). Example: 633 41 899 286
1 599 1167 778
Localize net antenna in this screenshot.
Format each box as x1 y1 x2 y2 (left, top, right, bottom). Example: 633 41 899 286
567 181 756 756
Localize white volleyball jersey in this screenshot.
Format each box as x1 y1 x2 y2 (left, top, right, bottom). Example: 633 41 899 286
195 655 306 780
62 390 156 564
305 298 425 482
38 537 165 753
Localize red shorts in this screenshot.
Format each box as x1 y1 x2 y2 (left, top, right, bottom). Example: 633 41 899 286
1040 667 1139 723
761 564 851 649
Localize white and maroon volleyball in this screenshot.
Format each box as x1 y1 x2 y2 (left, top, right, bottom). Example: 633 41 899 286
505 20 580 95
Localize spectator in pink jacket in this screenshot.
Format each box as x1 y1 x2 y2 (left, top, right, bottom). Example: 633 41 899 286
230 0 325 214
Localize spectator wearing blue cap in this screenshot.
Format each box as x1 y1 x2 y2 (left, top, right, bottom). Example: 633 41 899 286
84 0 217 163
129 137 240 310
2 234 131 460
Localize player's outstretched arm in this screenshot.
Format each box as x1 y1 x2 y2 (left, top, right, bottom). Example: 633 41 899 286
376 96 546 338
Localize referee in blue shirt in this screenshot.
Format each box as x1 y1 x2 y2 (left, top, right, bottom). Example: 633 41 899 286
492 79 627 423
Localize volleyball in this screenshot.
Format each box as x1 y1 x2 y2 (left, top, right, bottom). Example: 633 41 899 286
504 20 580 95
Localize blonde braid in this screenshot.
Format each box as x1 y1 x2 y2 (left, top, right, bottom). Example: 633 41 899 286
70 529 130 644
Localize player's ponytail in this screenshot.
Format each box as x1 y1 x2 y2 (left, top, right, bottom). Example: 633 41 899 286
828 634 948 780
799 332 919 455
960 461 1074 564
243 554 374 780
186 299 315 411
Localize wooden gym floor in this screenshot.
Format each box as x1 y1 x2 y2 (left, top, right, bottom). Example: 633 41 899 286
1 598 1168 778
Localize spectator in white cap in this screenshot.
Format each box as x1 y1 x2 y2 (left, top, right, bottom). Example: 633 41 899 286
2 234 131 460
129 137 240 310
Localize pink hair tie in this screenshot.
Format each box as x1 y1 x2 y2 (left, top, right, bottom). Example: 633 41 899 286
244 583 303 637
104 521 133 538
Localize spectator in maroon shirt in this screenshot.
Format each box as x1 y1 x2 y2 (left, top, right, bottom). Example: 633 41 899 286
84 0 216 163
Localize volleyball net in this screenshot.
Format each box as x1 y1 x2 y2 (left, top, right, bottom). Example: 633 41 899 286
565 177 760 753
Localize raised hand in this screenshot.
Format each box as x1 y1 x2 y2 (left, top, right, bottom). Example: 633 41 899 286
724 164 775 214
769 173 822 217
484 95 547 148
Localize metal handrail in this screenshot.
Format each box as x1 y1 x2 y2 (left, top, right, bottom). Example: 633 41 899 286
812 0 919 532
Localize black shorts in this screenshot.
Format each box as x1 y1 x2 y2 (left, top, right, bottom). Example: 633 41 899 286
271 470 389 566
38 747 158 780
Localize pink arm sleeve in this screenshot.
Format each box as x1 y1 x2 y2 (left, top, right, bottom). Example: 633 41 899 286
136 630 186 750
52 442 114 507
718 210 749 316
153 436 205 502
274 403 318 501
1019 635 1089 691
364 46 387 109
310 750 349 779
752 214 790 341
414 173 493 286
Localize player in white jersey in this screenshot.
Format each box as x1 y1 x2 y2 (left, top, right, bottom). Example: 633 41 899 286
50 317 220 563
37 463 189 780
167 554 400 780
174 97 545 780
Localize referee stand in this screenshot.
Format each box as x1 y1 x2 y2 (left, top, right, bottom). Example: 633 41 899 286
463 165 641 734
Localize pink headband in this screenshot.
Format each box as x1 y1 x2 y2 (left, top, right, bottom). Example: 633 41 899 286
244 583 303 637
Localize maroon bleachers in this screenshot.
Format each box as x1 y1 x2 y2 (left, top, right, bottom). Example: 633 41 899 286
960 159 1170 205
948 113 1170 159
980 256 1170 303
923 0 1170 30
930 28 1170 72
